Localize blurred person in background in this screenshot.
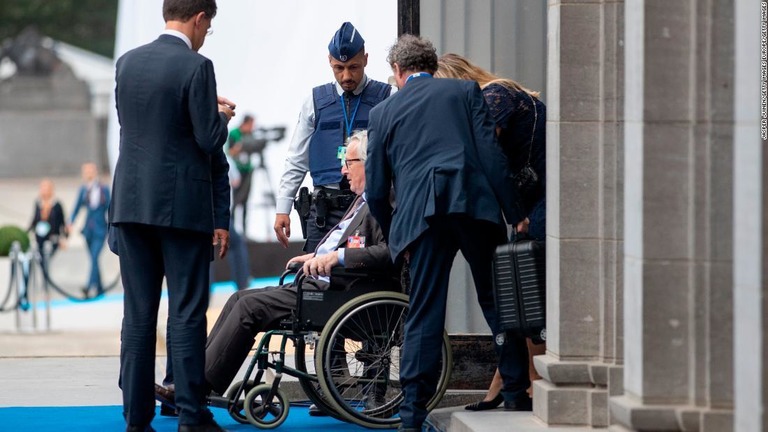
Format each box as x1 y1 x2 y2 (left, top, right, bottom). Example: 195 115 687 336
227 114 255 235
69 162 110 298
28 178 68 267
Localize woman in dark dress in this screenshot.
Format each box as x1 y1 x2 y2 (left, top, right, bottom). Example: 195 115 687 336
436 53 546 410
28 178 68 265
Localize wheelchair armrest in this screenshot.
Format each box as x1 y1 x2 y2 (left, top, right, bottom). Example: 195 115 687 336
279 262 303 285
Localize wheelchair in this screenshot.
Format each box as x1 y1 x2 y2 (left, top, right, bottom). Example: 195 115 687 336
206 264 453 429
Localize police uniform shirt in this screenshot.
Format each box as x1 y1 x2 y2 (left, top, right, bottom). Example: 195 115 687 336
275 76 396 215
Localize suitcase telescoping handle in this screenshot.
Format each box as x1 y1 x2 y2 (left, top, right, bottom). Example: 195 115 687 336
510 226 530 243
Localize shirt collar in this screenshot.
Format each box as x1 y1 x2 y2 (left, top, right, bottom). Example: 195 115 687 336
162 29 192 50
334 75 369 96
406 72 432 84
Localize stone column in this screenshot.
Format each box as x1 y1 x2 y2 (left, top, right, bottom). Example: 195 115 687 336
609 1 735 431
533 0 625 427
733 1 766 431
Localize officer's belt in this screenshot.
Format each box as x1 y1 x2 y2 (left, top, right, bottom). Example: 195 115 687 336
313 187 355 210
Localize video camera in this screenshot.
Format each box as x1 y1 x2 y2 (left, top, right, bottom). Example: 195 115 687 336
239 126 287 155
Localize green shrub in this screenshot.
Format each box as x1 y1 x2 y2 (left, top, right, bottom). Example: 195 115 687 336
0 225 30 257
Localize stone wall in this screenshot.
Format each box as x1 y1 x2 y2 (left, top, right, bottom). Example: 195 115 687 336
0 66 101 178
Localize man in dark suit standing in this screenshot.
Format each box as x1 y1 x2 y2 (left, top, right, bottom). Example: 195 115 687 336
365 35 530 431
110 1 235 431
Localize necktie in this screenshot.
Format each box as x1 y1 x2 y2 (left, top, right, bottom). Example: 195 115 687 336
313 196 364 254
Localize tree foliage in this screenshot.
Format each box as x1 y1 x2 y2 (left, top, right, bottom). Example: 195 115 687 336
0 0 119 58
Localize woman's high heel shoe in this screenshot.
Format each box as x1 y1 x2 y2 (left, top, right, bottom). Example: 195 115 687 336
464 394 503 411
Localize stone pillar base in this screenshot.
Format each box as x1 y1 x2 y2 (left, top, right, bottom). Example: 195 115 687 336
532 354 621 427
610 395 733 432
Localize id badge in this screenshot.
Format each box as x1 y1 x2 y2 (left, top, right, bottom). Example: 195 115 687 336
347 235 366 249
337 145 347 167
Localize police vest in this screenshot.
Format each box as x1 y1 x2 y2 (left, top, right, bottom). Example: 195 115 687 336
308 80 391 186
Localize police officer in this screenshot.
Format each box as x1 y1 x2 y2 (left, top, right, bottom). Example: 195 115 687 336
274 22 395 251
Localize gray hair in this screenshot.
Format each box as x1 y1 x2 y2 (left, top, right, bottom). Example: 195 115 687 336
348 130 368 161
386 34 438 74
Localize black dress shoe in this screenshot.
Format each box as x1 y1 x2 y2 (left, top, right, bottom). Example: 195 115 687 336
155 383 176 408
308 403 327 417
464 393 503 411
178 419 226 432
126 426 156 432
503 397 533 411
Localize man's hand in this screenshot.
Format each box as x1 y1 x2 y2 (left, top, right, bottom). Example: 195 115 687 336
218 96 236 110
218 96 236 121
302 251 339 278
286 253 314 268
212 229 230 259
516 217 530 234
274 214 291 248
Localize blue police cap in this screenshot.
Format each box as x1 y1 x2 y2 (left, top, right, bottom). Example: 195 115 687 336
328 22 365 62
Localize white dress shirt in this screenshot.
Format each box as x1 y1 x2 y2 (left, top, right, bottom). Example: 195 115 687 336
88 181 101 209
162 29 192 50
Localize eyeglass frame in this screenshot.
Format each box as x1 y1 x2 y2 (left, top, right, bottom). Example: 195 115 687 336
344 158 362 169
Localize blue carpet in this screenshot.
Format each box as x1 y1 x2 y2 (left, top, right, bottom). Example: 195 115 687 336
0 405 373 431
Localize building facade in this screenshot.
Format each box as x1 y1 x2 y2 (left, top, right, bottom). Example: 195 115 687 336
419 1 765 430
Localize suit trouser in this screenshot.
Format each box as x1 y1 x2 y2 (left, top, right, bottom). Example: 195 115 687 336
116 223 212 427
84 229 105 292
226 217 250 290
399 216 530 428
233 170 253 233
203 280 325 394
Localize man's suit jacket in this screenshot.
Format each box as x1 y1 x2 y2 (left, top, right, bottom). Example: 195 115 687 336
332 199 390 271
366 75 524 259
111 34 230 234
71 183 110 239
307 198 392 292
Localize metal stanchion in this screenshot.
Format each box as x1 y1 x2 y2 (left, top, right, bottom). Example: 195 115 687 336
42 242 52 331
8 240 53 333
26 250 37 330
11 242 21 331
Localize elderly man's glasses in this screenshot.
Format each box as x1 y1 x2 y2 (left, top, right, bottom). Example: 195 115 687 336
344 158 361 169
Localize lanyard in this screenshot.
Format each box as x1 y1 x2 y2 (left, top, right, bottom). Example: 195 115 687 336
340 93 363 138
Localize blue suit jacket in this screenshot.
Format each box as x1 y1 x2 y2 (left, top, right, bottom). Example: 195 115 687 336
110 35 230 234
366 76 523 260
71 183 110 238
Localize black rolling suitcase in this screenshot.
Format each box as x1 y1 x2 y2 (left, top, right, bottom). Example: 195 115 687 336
492 237 546 344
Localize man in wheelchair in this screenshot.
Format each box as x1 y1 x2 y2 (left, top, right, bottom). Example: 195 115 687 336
155 130 393 410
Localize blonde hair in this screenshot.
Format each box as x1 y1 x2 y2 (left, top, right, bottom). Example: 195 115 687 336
435 53 540 98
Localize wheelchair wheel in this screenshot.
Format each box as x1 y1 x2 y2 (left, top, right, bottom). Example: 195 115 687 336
315 292 453 429
225 379 256 424
294 336 345 420
243 383 290 429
